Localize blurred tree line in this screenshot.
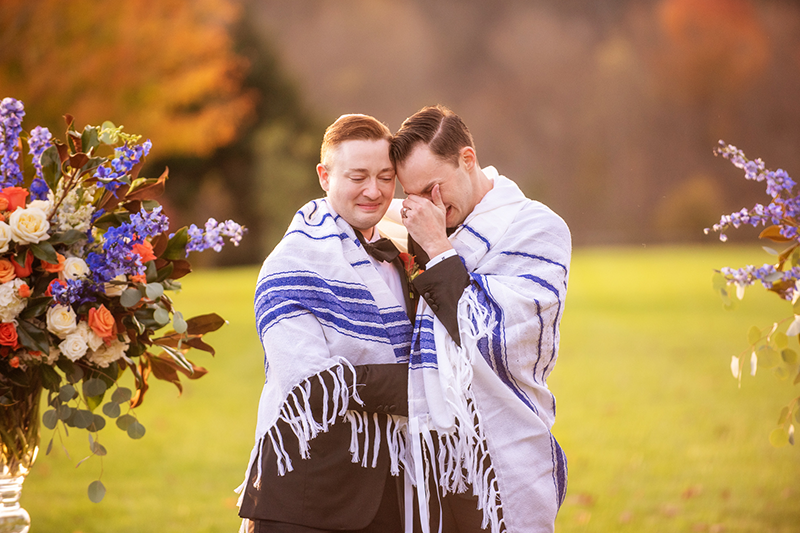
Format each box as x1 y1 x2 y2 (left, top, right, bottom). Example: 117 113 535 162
0 0 325 266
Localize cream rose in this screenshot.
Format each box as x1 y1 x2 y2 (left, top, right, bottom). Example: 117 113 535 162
61 257 90 281
76 321 104 352
9 206 50 244
27 198 53 216
46 304 78 338
0 221 11 253
88 335 130 368
0 280 26 322
59 333 88 362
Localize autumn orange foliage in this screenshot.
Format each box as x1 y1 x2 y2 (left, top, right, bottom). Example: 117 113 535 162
0 0 255 157
656 0 769 101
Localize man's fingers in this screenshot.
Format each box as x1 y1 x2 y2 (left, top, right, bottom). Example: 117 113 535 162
431 184 445 209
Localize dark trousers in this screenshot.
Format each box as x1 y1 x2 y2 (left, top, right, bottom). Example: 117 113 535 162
411 488 488 533
250 473 403 533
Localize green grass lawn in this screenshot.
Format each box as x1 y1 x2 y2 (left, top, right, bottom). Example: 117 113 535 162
21 245 800 532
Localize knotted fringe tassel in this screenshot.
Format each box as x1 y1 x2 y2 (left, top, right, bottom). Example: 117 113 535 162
409 288 506 533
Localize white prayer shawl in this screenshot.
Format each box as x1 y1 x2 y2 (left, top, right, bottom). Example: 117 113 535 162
236 198 412 501
407 167 571 533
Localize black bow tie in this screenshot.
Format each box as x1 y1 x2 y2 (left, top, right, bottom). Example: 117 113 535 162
357 232 400 263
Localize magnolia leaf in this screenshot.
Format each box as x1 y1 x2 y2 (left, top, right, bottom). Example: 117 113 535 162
116 414 135 431
163 227 189 260
760 225 794 242
40 364 62 392
747 325 762 346
145 283 164 300
41 145 62 191
42 409 58 430
769 427 790 447
173 312 187 334
68 152 89 170
16 319 51 354
125 168 168 201
19 296 54 319
127 420 146 440
102 402 121 419
145 261 158 283
120 288 142 308
160 345 193 374
185 313 226 335
49 230 88 246
764 271 784 283
83 378 107 398
787 316 800 337
81 126 100 154
153 307 170 326
88 480 106 503
111 387 132 404
29 241 58 265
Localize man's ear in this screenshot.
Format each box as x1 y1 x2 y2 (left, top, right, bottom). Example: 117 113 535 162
317 163 330 192
460 146 477 171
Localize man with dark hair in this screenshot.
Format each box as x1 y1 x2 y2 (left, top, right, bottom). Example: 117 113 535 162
237 114 415 533
391 105 571 533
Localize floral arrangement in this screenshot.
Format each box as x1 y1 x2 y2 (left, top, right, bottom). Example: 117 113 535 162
706 140 799 448
0 97 245 502
398 252 423 282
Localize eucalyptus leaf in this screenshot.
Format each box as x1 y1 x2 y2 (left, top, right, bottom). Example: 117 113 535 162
153 307 170 326
72 409 94 429
781 349 797 364
173 312 187 334
747 325 761 345
83 378 108 398
88 415 106 432
59 384 77 402
91 441 107 456
42 409 58 430
127 420 146 440
769 427 789 447
116 414 135 431
120 288 142 308
102 402 121 419
88 480 106 503
111 387 132 403
758 346 781 369
145 282 164 300
773 331 789 350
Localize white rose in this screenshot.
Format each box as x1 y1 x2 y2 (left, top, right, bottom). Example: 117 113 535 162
27 199 53 216
59 333 88 362
9 206 50 244
0 281 25 322
46 304 78 338
88 335 129 368
61 257 90 281
0 221 11 253
76 321 104 352
103 274 127 297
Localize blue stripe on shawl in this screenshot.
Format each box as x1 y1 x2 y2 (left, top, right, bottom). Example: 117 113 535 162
550 434 568 508
409 315 438 369
284 229 349 241
460 224 491 251
473 275 539 416
500 250 568 275
255 270 411 361
519 274 562 383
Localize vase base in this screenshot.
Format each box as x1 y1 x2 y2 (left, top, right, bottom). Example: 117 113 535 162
0 476 30 533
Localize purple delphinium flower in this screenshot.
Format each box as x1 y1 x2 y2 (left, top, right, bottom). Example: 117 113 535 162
93 139 152 193
185 218 246 255
0 98 25 187
27 126 53 200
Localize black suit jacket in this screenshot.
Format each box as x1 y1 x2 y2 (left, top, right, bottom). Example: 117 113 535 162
239 259 416 529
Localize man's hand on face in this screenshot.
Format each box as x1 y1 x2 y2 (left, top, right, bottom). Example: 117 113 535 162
401 184 454 259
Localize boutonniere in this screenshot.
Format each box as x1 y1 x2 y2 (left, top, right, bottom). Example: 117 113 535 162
398 252 423 282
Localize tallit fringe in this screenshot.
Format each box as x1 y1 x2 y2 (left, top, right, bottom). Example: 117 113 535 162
411 289 506 533
236 359 408 507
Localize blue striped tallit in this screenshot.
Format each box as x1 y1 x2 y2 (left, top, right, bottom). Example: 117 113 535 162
236 198 413 500
407 168 571 533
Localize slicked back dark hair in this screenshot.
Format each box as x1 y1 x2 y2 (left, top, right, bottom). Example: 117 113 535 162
390 105 475 168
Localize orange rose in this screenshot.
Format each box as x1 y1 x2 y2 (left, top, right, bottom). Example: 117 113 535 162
17 282 30 298
132 241 156 263
0 197 8 211
9 356 20 368
0 258 16 283
42 252 65 273
0 322 19 348
12 250 34 278
131 273 147 284
0 187 29 212
88 305 117 340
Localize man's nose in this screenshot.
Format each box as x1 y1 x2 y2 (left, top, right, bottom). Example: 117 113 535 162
362 178 380 199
